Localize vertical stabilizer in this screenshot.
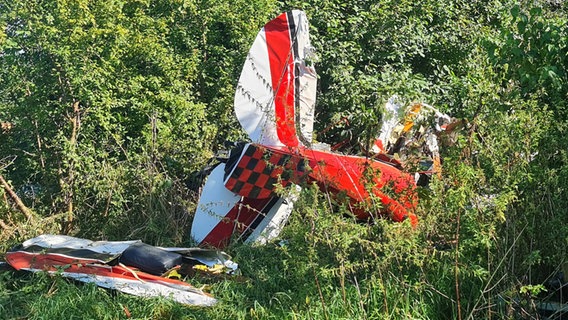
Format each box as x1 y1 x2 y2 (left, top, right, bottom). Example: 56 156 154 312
234 10 316 148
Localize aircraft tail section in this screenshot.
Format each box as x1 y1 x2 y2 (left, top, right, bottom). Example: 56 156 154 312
234 10 316 148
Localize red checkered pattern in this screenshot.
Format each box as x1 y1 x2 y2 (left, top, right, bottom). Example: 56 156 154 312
224 144 305 199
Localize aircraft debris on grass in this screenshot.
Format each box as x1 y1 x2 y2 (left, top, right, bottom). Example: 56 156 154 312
4 235 237 306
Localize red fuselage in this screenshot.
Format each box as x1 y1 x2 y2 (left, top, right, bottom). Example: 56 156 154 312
224 143 418 226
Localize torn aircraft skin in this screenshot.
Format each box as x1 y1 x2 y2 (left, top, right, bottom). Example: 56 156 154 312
5 235 238 306
191 10 419 249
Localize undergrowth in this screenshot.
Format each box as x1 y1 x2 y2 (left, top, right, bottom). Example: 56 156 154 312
0 178 545 319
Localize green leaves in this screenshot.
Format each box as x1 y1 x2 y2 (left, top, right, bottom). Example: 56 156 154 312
0 1 567 318
492 2 567 109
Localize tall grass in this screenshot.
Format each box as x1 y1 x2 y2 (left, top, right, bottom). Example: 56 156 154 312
2 155 558 320
0 182 520 320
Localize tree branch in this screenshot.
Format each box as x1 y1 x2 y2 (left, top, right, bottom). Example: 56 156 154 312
0 173 34 221
0 219 12 230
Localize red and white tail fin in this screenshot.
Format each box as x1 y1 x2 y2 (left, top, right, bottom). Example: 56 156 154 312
234 10 316 148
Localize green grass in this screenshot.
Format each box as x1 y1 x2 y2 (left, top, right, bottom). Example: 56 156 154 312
0 213 448 320
0 184 549 320
0 222 463 319
0 251 439 320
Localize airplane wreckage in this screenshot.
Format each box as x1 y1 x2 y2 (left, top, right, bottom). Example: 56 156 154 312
189 10 453 248
3 10 454 306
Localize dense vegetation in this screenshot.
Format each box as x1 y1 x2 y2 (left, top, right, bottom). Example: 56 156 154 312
1 0 567 319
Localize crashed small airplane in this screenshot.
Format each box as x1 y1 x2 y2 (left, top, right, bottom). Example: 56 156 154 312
190 10 452 248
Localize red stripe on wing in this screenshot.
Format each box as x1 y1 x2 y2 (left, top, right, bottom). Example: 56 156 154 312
5 251 205 290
